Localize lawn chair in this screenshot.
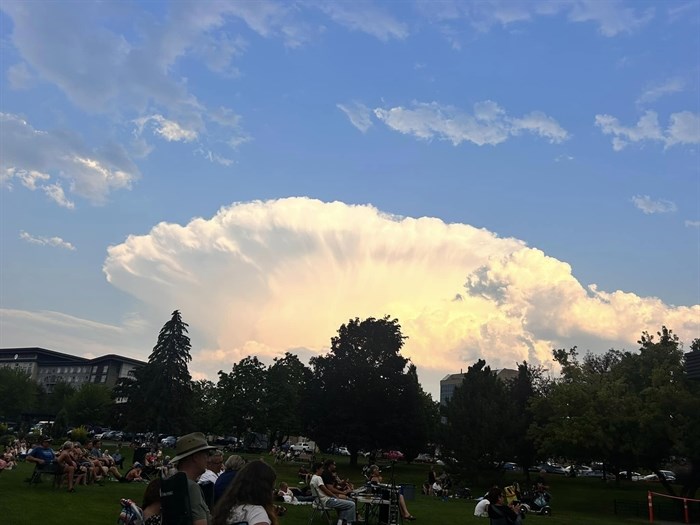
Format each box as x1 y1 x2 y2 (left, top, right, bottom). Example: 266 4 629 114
308 483 334 525
308 496 334 525
26 463 62 488
160 472 192 525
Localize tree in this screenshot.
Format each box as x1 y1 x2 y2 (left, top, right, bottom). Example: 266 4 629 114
146 309 195 434
306 316 429 465
216 356 268 438
441 359 509 483
117 310 195 434
0 367 39 421
65 383 113 427
530 327 700 497
505 362 548 480
264 352 312 448
191 380 218 432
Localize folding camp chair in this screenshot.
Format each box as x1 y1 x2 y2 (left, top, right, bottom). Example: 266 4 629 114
308 495 334 525
26 463 62 488
160 472 192 525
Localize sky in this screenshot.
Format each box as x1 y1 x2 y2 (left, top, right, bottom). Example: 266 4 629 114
1 0 699 399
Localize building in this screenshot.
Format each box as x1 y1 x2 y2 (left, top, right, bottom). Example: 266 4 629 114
0 347 146 393
439 367 519 406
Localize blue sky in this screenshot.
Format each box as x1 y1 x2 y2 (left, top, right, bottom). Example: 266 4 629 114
1 1 698 398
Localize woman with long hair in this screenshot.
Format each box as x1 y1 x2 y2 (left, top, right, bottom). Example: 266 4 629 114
212 460 279 525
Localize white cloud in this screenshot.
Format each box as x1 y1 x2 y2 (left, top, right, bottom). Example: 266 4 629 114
631 195 677 215
373 100 569 146
1 1 249 155
337 102 373 133
42 183 75 209
636 78 685 105
595 110 700 150
1 168 50 191
0 113 138 205
565 0 654 37
19 231 75 250
133 115 198 143
665 111 700 148
315 2 409 40
415 0 653 43
684 220 700 228
89 198 699 388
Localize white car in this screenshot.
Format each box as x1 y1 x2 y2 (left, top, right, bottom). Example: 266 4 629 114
642 470 676 483
337 446 350 456
291 442 312 452
619 471 642 481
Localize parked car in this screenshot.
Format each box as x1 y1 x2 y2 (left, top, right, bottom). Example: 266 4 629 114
537 463 567 475
336 446 350 456
414 453 435 463
160 436 177 447
619 471 643 481
643 470 676 482
291 442 312 453
383 450 404 461
564 465 593 477
503 462 521 471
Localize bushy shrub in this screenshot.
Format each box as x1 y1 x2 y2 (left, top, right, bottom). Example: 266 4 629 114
68 425 89 444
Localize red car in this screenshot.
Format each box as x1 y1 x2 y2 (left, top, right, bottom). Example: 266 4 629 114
383 450 404 460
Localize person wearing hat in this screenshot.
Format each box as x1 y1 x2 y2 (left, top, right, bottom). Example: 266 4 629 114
26 436 56 469
171 432 218 525
122 461 145 482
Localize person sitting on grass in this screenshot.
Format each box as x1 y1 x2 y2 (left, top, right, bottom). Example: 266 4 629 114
122 462 146 482
487 487 523 525
88 440 123 481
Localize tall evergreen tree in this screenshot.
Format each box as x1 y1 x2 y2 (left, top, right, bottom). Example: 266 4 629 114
137 310 193 434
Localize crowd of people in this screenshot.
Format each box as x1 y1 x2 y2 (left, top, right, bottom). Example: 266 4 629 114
19 435 174 492
114 433 425 525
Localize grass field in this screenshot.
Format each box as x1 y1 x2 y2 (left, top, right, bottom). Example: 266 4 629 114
2 449 665 525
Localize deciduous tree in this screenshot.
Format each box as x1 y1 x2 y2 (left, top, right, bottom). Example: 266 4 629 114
306 316 428 465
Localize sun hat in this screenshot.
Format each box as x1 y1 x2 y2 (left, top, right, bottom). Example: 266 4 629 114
170 432 218 464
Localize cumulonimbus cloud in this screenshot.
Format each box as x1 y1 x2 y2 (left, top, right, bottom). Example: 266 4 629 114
100 198 698 384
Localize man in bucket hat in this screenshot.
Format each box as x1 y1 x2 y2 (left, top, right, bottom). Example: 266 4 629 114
171 432 218 525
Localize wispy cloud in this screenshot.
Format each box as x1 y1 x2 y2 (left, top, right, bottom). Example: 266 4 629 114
337 102 373 133
0 113 138 205
416 0 654 47
595 110 700 150
685 220 700 228
133 115 199 143
20 231 75 250
315 2 409 40
632 195 678 214
636 78 685 105
373 100 569 146
42 183 75 209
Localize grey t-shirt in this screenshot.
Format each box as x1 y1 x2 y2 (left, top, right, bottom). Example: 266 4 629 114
187 478 211 524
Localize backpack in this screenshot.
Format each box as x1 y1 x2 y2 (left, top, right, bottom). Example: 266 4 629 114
117 498 144 525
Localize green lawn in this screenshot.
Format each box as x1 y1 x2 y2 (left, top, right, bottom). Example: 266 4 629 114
2 453 661 525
